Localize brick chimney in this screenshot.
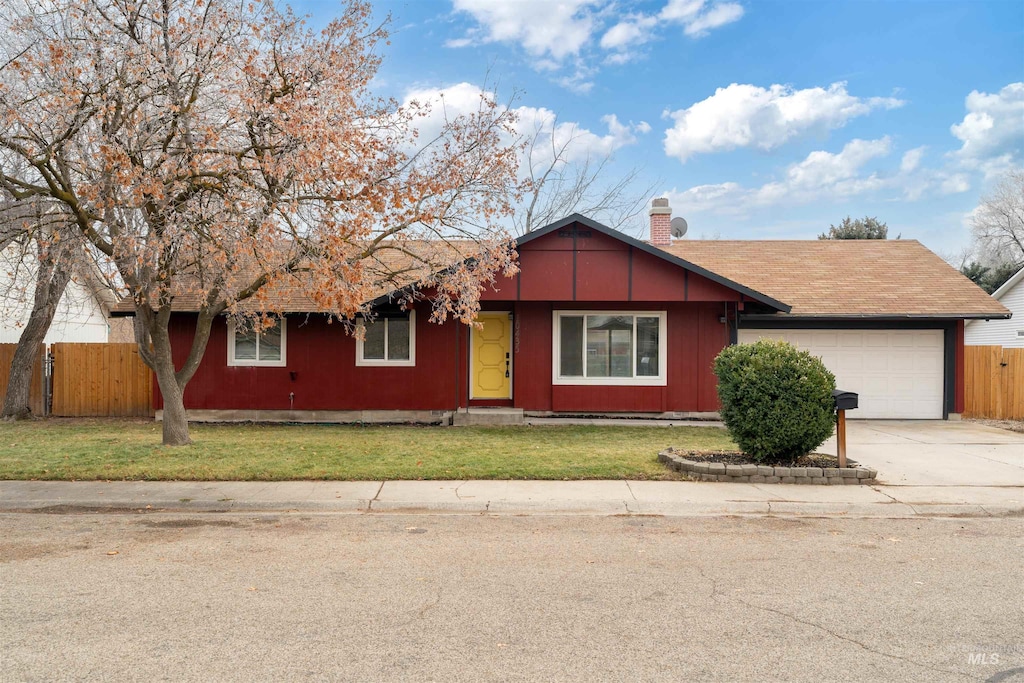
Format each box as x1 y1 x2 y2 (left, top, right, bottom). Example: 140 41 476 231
649 197 672 246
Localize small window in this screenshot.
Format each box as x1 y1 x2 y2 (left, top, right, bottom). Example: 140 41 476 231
553 311 667 386
1017 329 1024 338
356 310 416 366
228 318 286 367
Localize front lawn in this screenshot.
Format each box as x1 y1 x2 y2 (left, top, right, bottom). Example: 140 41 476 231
0 419 736 481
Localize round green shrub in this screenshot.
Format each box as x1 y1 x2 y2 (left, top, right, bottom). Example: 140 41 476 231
713 339 836 462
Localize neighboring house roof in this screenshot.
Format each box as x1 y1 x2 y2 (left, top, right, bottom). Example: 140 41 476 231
663 240 1011 319
966 264 1024 335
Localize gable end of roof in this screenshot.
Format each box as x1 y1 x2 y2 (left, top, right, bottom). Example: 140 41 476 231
518 214 792 313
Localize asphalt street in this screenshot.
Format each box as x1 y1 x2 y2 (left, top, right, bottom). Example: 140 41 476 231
2 512 1022 682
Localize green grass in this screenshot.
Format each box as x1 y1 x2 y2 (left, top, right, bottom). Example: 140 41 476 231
0 418 735 481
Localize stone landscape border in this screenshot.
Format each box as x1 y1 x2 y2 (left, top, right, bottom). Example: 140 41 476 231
658 450 877 485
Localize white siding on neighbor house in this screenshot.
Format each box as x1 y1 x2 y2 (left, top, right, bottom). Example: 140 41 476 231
0 244 110 345
965 277 1023 348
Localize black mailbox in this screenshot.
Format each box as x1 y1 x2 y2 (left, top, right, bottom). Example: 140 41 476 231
832 389 858 411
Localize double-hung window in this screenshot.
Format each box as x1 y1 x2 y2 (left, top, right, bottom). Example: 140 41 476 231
356 310 416 366
553 311 666 386
228 318 286 367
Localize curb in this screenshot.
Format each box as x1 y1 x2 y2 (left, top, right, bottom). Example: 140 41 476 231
2 498 1020 519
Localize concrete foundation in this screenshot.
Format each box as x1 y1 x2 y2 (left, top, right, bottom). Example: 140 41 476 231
156 409 452 425
452 408 525 426
523 410 721 421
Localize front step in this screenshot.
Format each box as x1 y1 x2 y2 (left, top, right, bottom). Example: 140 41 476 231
452 407 525 426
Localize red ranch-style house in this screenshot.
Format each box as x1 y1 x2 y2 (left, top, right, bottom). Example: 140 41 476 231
113 200 1010 424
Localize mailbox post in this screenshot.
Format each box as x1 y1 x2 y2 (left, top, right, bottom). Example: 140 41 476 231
832 390 859 467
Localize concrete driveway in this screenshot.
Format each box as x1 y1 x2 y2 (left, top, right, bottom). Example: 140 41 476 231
823 420 1024 486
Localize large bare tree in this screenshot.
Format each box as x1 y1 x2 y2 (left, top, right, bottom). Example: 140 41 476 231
514 120 654 236
0 199 80 419
972 168 1024 267
0 0 523 444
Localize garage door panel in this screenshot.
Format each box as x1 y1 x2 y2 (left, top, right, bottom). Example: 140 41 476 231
737 328 944 419
865 333 890 347
811 332 839 347
837 355 864 374
839 332 863 347
863 355 889 372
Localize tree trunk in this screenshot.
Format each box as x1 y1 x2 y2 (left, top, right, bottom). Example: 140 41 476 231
139 308 218 446
1 248 71 420
153 354 191 446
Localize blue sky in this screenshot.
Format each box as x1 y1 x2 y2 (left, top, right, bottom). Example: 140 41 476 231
293 0 1023 257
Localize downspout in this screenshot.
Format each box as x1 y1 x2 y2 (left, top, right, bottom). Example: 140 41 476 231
730 301 739 345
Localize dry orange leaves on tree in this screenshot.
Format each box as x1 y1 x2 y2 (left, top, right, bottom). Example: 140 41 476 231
0 0 525 444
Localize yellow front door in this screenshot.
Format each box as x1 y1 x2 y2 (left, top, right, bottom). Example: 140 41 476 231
471 312 512 399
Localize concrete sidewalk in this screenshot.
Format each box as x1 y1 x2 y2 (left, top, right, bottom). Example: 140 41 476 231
2 479 1021 518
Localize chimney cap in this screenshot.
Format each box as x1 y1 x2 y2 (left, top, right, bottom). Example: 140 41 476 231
649 197 672 216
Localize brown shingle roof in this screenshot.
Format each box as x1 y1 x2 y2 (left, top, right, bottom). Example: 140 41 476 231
111 240 478 316
111 226 1010 320
661 239 1009 318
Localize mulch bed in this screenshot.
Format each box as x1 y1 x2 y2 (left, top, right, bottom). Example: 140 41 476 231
667 448 857 469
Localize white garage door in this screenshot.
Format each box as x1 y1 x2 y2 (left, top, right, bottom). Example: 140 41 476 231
736 329 945 419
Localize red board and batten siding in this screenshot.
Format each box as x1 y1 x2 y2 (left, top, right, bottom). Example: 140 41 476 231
159 304 461 412
484 227 742 303
161 222 744 414
502 301 727 413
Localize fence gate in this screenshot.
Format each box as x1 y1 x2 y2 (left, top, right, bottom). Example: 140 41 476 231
0 343 46 415
50 343 153 417
964 345 1024 420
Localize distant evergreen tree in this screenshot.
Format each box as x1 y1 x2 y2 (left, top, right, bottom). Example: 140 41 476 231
818 216 891 240
960 261 991 288
984 262 1021 294
960 260 1020 294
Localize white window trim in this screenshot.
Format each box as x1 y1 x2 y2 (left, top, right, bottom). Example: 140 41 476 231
227 318 287 368
356 309 416 367
552 310 668 387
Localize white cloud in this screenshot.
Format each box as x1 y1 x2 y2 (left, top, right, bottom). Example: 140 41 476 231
940 174 971 194
443 37 474 49
600 0 743 60
900 146 926 174
659 0 706 22
449 1 745 88
666 137 894 215
401 83 647 170
949 82 1024 178
663 82 905 162
599 15 656 50
448 0 599 61
665 132 980 218
683 2 744 37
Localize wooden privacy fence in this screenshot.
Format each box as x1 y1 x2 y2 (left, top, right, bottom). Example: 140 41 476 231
51 343 153 417
964 345 1024 420
0 343 46 415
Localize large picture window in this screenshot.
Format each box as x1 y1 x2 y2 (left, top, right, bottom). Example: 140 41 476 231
553 311 666 386
228 318 286 367
356 310 416 366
